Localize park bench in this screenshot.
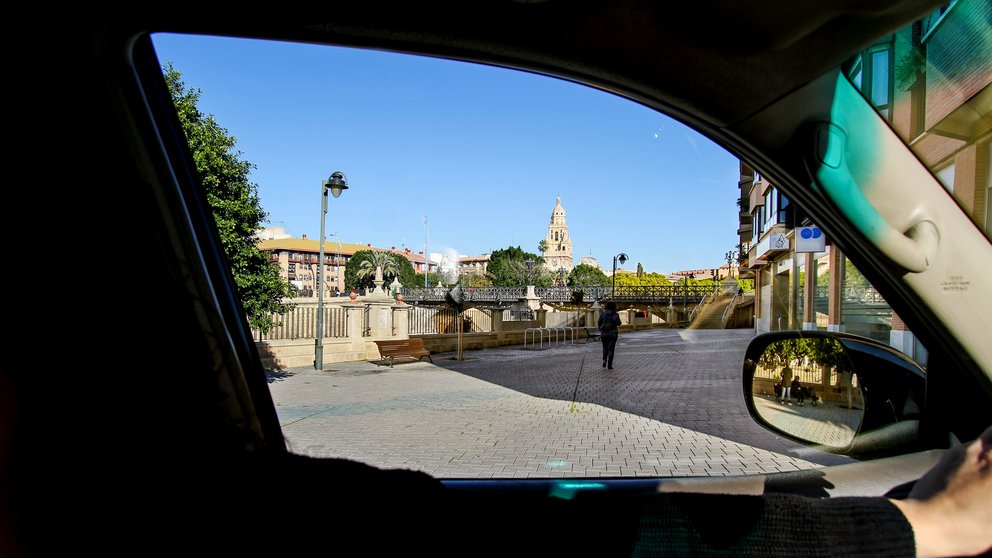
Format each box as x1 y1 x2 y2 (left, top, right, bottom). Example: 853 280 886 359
372 338 433 367
583 326 601 343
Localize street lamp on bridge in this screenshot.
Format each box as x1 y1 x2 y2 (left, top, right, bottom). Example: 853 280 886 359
315 171 349 370
725 249 738 279
612 253 628 295
682 273 695 317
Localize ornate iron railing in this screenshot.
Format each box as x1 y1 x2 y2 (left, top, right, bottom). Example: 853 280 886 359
400 284 717 303
400 286 527 302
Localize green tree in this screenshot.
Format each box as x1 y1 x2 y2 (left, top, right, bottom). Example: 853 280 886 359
417 271 442 288
460 273 494 288
568 264 609 287
345 250 411 290
487 246 550 286
164 64 294 333
358 251 400 282
636 262 644 278
538 239 548 253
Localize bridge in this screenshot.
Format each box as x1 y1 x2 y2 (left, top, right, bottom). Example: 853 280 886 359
398 285 719 306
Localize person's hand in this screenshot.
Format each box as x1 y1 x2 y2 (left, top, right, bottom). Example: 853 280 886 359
891 425 992 558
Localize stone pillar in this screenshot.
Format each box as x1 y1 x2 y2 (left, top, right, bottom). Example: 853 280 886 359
391 303 410 339
827 247 845 332
490 308 504 346
490 308 504 333
366 302 394 338
534 308 547 328
627 309 637 330
802 252 816 330
344 303 366 358
525 285 542 310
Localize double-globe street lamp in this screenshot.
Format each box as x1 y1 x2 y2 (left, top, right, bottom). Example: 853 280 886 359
315 171 349 370
611 252 628 295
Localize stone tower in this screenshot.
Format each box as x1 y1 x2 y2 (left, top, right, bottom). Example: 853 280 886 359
543 196 573 272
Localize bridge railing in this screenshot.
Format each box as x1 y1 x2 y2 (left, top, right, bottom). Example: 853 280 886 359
400 286 527 302
400 284 719 303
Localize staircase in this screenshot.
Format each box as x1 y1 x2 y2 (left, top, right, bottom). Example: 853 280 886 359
687 294 733 329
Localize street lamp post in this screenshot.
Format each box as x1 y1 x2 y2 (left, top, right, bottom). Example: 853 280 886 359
725 249 737 279
682 273 695 318
612 252 628 296
315 171 349 370
525 258 534 286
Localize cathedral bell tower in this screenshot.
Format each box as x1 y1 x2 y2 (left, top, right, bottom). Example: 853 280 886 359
543 197 573 272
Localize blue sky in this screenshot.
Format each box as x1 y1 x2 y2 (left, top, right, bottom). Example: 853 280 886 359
152 33 741 274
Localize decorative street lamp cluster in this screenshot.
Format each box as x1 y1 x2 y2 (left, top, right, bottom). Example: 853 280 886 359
725 249 738 278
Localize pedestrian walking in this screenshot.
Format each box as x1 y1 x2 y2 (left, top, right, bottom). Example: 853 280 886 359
598 301 621 369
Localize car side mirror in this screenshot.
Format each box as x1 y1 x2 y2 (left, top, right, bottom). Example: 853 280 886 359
743 331 927 459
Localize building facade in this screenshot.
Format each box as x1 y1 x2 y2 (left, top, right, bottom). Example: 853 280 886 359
852 0 989 237
258 237 437 298
457 254 490 275
737 2 988 366
542 197 574 272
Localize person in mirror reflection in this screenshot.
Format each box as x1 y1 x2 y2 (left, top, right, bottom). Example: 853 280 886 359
780 364 794 404
791 377 805 406
598 301 621 370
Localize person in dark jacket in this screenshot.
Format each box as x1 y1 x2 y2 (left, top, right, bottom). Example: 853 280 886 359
792 377 805 406
598 301 622 370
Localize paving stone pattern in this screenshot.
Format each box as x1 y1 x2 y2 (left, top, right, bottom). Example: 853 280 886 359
267 329 855 478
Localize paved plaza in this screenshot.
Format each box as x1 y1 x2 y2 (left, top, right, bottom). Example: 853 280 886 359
266 329 855 478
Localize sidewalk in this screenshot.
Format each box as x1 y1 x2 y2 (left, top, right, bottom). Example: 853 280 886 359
266 328 853 478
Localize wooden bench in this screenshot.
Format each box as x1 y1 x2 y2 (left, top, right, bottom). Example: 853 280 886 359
372 338 433 367
583 327 601 343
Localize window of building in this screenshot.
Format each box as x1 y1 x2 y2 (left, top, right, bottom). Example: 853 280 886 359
849 43 895 120
920 1 958 42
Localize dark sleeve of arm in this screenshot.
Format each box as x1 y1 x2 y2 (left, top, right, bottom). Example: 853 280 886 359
437 489 913 557
257 455 914 557
631 492 915 558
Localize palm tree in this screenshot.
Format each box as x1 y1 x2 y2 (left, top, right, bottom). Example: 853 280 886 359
357 251 400 286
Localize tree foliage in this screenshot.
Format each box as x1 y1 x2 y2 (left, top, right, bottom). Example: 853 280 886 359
460 273 494 288
613 272 673 287
538 239 548 254
760 338 852 372
486 246 551 286
357 251 400 281
568 264 609 287
345 250 415 290
164 64 295 333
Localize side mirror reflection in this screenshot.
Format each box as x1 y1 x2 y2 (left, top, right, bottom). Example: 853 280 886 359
747 337 864 449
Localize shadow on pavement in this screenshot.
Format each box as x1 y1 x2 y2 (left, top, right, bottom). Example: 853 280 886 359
430 329 853 467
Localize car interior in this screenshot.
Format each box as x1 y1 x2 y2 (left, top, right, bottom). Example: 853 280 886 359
8 1 991 554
